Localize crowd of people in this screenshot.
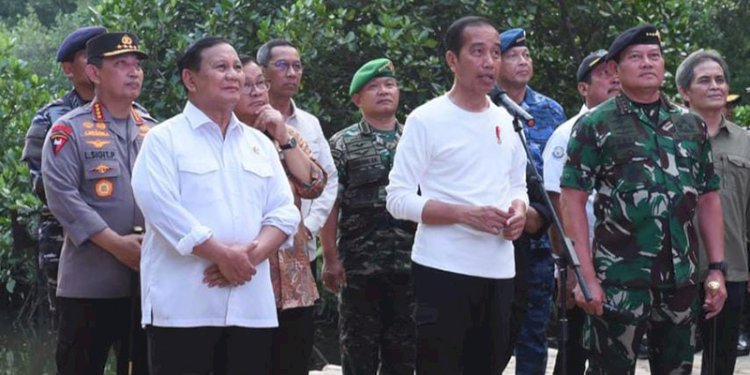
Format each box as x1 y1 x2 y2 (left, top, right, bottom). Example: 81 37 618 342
21 13 748 375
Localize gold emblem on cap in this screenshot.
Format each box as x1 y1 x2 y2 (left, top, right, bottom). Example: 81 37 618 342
122 35 133 46
646 30 661 41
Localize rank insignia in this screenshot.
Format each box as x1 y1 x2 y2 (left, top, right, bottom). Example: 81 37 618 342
84 130 111 137
50 123 73 155
137 124 151 138
86 139 111 149
83 121 94 129
96 122 107 130
95 179 113 198
91 164 112 174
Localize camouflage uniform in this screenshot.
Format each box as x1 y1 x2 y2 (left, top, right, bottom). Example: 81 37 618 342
561 93 720 374
21 89 89 317
329 119 416 375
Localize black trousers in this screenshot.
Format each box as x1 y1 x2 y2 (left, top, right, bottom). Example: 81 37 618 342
147 325 273 375
56 297 140 375
412 262 514 375
552 306 587 375
271 306 315 375
700 280 746 375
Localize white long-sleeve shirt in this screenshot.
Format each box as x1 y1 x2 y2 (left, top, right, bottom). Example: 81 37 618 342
131 101 300 328
386 95 528 279
286 101 338 261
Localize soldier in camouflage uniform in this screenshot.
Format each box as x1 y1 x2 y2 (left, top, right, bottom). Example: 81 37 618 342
21 26 106 320
560 24 728 374
321 58 416 375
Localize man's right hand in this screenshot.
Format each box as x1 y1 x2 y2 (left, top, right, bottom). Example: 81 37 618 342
215 243 257 285
574 276 605 316
322 256 346 294
461 205 512 235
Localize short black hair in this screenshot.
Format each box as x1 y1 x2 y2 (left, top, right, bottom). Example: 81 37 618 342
177 36 231 90
87 56 103 68
256 39 296 66
444 16 495 56
239 55 256 66
178 36 231 73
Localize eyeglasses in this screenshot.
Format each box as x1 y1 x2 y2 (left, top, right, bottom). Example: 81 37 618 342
271 59 304 73
242 80 270 94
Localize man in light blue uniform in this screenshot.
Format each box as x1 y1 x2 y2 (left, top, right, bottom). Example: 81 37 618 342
493 27 566 375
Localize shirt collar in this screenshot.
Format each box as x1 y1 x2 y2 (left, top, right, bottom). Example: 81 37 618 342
357 118 403 136
183 100 241 133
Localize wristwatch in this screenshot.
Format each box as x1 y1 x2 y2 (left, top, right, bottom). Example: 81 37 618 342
708 261 727 276
279 137 297 150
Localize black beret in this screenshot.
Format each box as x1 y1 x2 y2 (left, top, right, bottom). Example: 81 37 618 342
86 32 149 60
607 24 661 62
56 26 107 62
576 49 608 82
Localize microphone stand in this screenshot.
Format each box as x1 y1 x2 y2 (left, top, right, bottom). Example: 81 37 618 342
508 113 592 375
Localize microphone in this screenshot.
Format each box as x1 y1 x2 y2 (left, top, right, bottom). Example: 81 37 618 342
490 86 536 127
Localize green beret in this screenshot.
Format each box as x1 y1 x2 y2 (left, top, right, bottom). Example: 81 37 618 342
349 58 396 96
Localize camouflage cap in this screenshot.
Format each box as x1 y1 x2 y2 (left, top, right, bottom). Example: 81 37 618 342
349 58 396 96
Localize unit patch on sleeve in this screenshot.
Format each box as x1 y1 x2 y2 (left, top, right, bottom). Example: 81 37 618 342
50 123 73 156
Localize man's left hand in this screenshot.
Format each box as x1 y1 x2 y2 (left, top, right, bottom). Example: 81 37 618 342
502 205 526 240
703 271 727 320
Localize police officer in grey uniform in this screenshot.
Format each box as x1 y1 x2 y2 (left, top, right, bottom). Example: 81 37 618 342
21 25 106 321
41 32 154 375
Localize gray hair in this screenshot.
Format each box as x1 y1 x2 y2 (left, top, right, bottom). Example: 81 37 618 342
675 49 730 90
256 39 296 66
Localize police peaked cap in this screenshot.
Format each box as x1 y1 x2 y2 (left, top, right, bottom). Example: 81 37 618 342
86 32 149 60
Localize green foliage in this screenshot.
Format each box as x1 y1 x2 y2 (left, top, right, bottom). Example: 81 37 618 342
1 0 749 311
0 33 47 302
734 105 750 127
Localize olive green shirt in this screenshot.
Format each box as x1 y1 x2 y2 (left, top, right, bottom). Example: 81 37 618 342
698 117 750 282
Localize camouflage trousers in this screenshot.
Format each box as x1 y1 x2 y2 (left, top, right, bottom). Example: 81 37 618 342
583 284 698 375
38 211 63 316
339 272 415 375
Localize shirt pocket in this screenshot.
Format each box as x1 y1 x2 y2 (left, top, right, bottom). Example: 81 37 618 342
82 160 122 200
177 158 223 204
719 154 750 192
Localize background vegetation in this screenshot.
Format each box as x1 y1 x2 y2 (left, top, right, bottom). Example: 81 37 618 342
1 0 748 317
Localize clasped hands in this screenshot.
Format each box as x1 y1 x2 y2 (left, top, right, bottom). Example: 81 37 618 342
202 241 261 288
464 205 526 240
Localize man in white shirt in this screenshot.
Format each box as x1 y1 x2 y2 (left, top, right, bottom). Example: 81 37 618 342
131 37 299 374
542 49 619 375
386 16 528 374
257 39 338 272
